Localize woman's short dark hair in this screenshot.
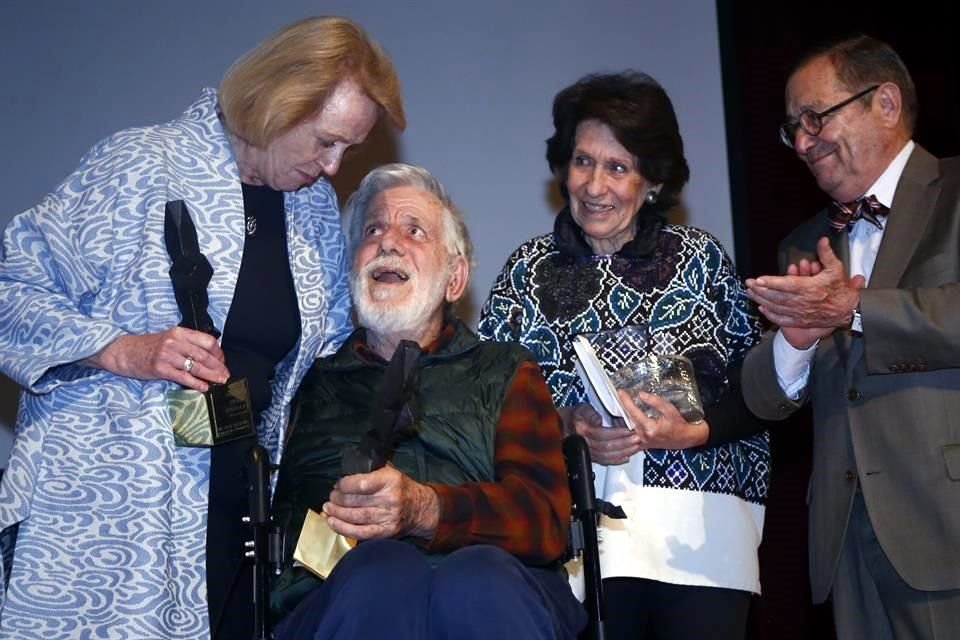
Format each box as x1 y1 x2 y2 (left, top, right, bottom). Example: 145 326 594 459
546 71 689 215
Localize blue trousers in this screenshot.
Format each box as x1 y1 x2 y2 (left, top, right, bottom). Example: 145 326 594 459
275 539 586 639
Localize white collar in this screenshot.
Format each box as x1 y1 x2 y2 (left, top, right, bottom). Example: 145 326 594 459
863 140 915 208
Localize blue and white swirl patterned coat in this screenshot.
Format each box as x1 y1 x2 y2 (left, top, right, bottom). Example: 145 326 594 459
0 89 352 638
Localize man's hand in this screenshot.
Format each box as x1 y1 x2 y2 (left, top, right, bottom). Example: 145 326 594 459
746 237 866 348
617 390 709 450
84 327 229 391
323 465 439 542
780 254 835 349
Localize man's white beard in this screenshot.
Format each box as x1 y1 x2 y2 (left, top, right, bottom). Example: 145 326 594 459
350 255 449 337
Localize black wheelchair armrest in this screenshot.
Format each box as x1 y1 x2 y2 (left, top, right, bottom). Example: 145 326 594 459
563 434 625 640
244 444 281 640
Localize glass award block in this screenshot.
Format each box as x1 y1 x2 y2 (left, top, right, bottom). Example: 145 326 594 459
610 353 705 424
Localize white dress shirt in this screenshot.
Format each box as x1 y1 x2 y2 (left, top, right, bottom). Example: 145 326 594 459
774 141 916 398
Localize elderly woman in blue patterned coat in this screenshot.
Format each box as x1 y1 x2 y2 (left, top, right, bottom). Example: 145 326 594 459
478 71 769 640
0 17 404 640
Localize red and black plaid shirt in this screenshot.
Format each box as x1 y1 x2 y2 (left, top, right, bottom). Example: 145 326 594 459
355 323 571 566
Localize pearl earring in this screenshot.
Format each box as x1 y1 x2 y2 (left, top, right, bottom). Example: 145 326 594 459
645 190 659 205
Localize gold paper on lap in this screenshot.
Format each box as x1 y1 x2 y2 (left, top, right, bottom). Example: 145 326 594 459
292 508 357 579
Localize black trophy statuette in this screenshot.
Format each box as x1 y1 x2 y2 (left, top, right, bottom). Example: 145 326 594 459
164 200 255 447
165 200 221 338
340 340 422 475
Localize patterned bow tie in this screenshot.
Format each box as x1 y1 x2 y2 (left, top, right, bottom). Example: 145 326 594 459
828 194 889 232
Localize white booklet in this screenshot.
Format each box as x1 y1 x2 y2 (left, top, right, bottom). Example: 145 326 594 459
572 335 635 430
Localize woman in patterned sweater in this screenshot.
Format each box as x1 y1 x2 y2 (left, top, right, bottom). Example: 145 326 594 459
478 71 769 640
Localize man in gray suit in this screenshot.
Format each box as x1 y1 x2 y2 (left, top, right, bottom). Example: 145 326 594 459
742 34 960 640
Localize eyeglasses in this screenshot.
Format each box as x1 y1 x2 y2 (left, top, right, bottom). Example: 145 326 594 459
778 85 880 149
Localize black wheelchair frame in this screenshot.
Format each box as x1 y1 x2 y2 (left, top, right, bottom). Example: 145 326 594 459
242 433 608 640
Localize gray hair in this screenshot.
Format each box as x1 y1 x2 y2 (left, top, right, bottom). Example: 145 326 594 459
790 34 918 135
342 163 474 268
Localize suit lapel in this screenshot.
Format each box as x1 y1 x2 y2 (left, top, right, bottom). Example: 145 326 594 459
845 146 939 372
830 227 850 275
870 145 941 288
790 214 850 360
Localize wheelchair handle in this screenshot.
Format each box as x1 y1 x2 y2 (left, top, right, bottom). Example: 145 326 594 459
562 434 607 640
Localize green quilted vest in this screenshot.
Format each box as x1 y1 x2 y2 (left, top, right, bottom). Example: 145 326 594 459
270 320 532 621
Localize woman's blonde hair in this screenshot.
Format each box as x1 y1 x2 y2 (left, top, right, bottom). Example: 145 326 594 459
218 16 405 147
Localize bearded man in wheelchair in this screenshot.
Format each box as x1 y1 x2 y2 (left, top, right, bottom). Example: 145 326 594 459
269 163 586 640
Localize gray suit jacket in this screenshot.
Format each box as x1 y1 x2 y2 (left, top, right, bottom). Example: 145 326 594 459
743 145 960 603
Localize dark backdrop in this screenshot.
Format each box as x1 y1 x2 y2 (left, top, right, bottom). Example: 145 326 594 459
717 2 960 639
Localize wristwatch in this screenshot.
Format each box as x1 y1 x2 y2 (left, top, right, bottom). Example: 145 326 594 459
849 304 863 336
